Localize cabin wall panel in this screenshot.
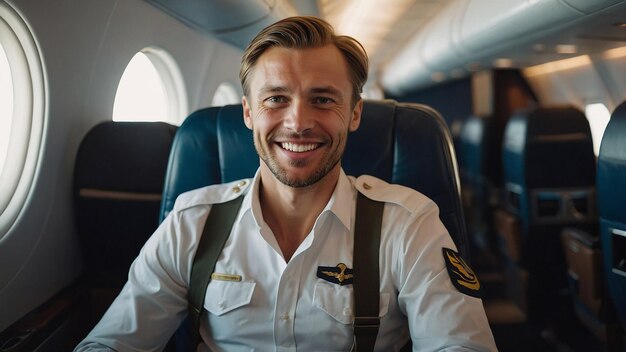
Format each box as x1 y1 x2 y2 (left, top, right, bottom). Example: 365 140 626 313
524 59 615 112
0 0 118 333
84 0 243 122
0 0 243 332
592 50 626 110
197 43 244 108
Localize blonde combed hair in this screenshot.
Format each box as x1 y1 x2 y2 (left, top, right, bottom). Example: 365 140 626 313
240 16 368 106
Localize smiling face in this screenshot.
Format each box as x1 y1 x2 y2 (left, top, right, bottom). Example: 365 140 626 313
242 45 362 188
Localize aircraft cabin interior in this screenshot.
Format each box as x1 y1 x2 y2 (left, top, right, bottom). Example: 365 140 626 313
0 0 625 351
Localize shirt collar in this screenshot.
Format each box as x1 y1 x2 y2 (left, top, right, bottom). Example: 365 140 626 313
240 168 355 232
325 168 355 231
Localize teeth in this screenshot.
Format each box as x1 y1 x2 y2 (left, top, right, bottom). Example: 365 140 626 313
281 142 318 152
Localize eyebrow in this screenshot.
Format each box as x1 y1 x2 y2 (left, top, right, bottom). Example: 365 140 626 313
309 86 343 98
257 85 345 100
258 85 290 95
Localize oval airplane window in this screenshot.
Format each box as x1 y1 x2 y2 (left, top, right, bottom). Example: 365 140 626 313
113 47 187 125
0 43 13 175
211 82 240 106
0 2 45 239
584 103 610 156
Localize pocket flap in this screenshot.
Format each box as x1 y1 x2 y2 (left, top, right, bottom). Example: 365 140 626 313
313 282 390 325
203 280 256 316
314 281 354 324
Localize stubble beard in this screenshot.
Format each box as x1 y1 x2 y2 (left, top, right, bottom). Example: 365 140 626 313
254 133 345 188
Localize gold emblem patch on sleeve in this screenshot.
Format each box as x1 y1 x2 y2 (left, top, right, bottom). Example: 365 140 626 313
442 248 482 298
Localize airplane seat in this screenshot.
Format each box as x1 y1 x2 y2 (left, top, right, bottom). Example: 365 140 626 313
499 106 596 323
160 100 468 252
598 101 626 333
73 121 177 322
459 115 500 268
560 227 605 336
159 99 468 350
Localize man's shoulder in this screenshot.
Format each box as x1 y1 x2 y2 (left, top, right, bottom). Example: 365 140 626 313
354 175 436 214
172 178 252 213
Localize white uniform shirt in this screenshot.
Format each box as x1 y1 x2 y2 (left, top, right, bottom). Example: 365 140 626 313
76 169 497 351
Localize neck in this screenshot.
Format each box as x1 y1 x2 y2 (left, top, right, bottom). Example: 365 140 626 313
259 166 340 261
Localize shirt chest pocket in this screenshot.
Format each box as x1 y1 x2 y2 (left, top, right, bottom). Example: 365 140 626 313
203 279 256 315
313 281 390 325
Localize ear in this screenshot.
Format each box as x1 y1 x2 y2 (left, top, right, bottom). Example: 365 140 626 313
348 99 363 132
242 96 253 130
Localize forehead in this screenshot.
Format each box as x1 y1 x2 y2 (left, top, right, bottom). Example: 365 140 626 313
249 45 352 94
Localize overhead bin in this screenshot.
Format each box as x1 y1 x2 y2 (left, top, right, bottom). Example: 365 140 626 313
144 0 297 48
382 0 626 95
563 0 624 13
457 0 579 54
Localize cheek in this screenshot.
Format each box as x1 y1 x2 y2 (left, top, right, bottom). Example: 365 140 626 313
331 110 353 131
250 115 277 144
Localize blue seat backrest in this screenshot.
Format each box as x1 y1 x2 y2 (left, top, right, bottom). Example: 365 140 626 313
499 106 597 320
502 106 596 226
159 99 469 257
598 101 626 329
459 116 500 208
459 115 499 251
460 116 492 183
74 121 178 289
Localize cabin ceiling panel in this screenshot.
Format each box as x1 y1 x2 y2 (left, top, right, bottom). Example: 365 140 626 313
143 0 625 94
319 0 451 78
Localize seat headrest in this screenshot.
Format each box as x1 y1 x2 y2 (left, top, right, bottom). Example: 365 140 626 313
160 100 469 256
598 101 626 224
459 115 499 183
503 106 595 189
75 121 177 193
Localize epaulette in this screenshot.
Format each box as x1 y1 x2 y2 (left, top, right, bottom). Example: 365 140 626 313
174 178 252 213
354 175 432 214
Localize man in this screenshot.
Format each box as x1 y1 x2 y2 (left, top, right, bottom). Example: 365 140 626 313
76 16 497 351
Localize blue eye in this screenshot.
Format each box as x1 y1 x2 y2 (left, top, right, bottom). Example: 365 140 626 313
267 96 285 103
264 96 288 106
315 97 334 104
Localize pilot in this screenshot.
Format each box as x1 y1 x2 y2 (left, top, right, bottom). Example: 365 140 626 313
76 16 497 351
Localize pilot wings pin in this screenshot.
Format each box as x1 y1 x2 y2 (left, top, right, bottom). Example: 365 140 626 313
317 263 354 286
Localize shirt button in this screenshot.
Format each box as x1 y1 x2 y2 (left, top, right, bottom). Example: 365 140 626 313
280 314 289 321
343 307 352 316
217 301 226 309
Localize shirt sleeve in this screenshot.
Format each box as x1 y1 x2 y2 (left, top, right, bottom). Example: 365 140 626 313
74 206 202 352
394 201 498 352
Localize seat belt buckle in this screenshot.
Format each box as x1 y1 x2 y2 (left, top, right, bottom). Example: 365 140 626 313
353 316 380 335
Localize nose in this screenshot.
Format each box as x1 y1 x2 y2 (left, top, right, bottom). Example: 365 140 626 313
283 100 314 133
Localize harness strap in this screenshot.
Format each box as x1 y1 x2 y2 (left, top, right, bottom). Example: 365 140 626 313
188 191 384 351
188 195 244 350
352 192 384 352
